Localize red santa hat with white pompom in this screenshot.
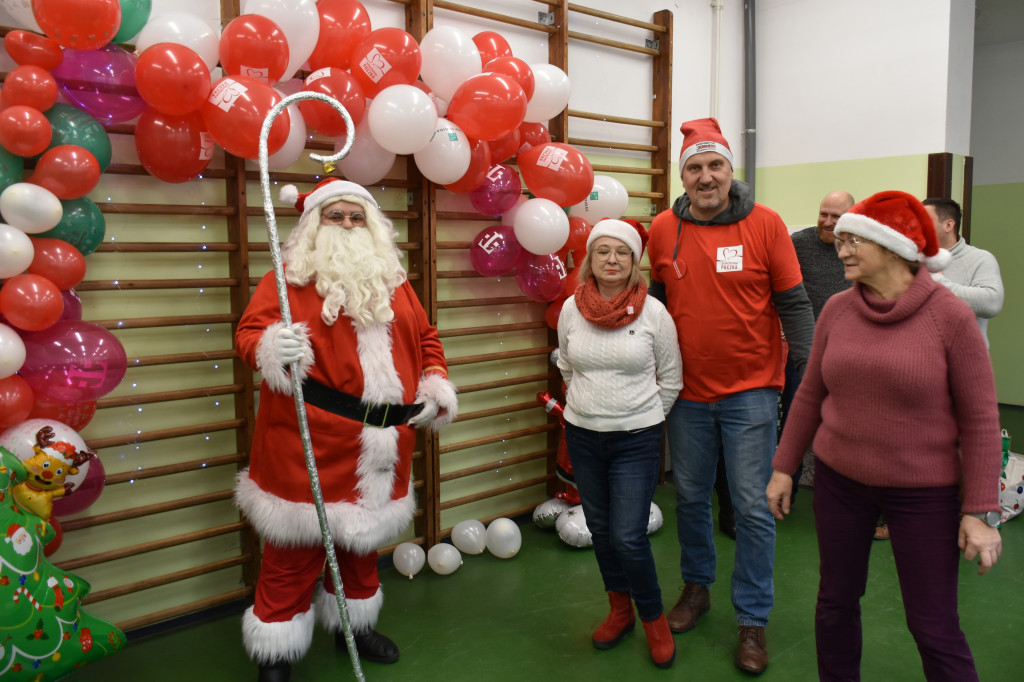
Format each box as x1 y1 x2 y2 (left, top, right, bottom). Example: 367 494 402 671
834 190 952 272
279 177 378 226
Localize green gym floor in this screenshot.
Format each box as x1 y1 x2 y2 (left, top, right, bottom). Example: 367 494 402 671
69 483 1020 681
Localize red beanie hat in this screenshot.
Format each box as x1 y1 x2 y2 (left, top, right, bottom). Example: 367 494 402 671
834 190 951 272
679 117 733 166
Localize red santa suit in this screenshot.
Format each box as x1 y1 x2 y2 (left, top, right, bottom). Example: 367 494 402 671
235 270 456 665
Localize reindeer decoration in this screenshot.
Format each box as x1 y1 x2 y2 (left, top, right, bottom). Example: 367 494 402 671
13 426 96 521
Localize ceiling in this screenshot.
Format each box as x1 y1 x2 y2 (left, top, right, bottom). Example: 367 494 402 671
975 0 1024 47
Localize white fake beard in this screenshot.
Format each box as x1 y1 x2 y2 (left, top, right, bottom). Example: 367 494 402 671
309 225 406 329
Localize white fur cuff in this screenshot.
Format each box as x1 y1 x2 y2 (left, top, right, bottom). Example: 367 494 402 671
256 321 314 394
242 605 314 664
315 584 383 634
415 373 458 430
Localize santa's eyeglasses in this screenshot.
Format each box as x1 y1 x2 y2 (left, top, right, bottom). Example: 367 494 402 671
320 210 367 226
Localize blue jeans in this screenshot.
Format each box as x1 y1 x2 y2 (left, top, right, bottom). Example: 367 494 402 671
565 421 665 621
667 388 777 627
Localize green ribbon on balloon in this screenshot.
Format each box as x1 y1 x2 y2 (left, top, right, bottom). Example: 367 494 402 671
38 196 106 256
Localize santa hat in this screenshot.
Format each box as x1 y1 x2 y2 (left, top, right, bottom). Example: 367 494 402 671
679 117 734 167
586 218 649 260
279 178 378 224
834 190 951 272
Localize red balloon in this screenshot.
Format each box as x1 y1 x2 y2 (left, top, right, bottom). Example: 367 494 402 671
350 28 422 98
136 43 212 116
28 237 87 290
447 73 527 142
473 31 513 68
219 14 290 85
34 0 121 50
3 65 59 112
3 30 64 71
299 68 367 137
0 105 52 157
517 121 552 157
0 273 64 331
563 266 582 297
486 128 520 165
517 142 595 207
0 375 34 429
29 399 97 431
201 76 290 160
135 108 213 183
27 144 100 199
44 516 63 556
565 216 593 256
444 138 491 194
484 56 535 101
309 0 373 72
545 297 566 330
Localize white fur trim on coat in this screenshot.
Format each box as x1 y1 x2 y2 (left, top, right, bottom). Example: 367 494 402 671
315 584 383 635
235 470 417 554
256 321 314 394
415 373 459 430
242 604 314 664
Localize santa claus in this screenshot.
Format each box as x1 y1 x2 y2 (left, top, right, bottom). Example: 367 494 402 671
234 178 457 682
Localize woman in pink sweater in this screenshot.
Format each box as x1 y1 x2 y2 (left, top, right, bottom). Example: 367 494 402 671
766 191 1001 682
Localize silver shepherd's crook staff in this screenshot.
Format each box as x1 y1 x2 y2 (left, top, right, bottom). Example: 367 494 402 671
258 92 365 682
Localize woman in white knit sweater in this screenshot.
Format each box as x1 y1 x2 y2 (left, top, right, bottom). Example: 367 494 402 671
557 218 682 669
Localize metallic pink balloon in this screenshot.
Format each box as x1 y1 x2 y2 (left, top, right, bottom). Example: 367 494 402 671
20 320 127 403
469 163 521 217
51 454 104 517
470 225 522 277
515 252 567 302
52 45 148 124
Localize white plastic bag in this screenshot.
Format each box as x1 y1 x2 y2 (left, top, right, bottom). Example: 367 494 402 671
999 429 1024 523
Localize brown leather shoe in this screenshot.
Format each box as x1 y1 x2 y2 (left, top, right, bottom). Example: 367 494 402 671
666 583 710 633
735 625 768 674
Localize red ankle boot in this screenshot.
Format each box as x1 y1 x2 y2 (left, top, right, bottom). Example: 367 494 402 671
592 591 635 649
642 613 676 669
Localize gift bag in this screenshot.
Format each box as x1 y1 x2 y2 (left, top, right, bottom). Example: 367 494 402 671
999 429 1024 523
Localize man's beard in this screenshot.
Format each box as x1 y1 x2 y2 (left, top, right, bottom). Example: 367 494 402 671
286 220 406 329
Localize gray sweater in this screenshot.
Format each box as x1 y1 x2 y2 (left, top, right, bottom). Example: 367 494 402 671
931 237 1004 346
790 227 851 320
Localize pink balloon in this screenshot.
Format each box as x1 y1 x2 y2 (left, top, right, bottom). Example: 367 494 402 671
51 454 105 517
58 289 83 323
515 253 567 302
20 320 127 403
470 225 522 277
470 164 522 216
51 45 148 124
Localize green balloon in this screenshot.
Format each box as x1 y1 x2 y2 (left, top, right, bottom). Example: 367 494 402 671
39 197 106 255
43 103 113 172
0 146 24 193
114 0 153 43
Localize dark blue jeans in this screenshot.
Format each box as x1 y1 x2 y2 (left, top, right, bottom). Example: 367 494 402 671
565 421 665 621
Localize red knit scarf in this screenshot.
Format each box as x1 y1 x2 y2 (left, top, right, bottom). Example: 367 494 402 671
575 277 648 329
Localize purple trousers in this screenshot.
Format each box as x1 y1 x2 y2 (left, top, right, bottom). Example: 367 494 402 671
813 459 978 682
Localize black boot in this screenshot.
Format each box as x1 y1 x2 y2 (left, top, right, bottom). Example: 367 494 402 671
257 660 291 682
337 629 400 664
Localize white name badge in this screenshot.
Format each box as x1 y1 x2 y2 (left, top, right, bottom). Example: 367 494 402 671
716 245 743 272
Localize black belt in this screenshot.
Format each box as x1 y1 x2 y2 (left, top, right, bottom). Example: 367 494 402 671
301 378 423 428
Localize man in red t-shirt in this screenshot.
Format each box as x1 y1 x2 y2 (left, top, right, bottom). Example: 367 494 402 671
647 118 814 675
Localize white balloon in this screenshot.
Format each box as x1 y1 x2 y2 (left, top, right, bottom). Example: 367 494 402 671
532 497 570 528
0 223 35 279
0 183 63 234
337 115 396 186
513 197 569 255
524 64 571 123
267 101 309 171
485 518 522 559
427 543 463 575
0 418 91 491
0 0 42 32
135 12 220 73
555 505 592 547
0 322 27 379
392 542 426 579
419 26 482 102
569 175 630 221
451 519 487 555
367 85 438 155
648 502 664 534
242 0 320 83
413 118 471 184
